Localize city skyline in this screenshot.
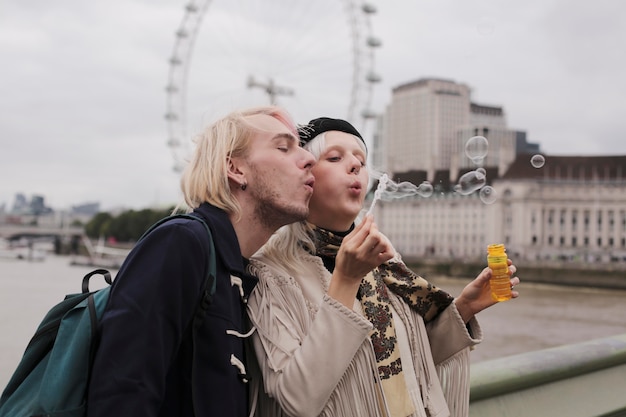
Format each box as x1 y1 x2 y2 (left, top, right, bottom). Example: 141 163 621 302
2 0 625 210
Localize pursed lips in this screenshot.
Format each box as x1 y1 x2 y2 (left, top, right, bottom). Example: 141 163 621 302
348 181 362 195
304 176 315 192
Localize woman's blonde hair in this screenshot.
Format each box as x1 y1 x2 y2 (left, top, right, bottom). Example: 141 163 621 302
179 106 297 217
255 131 367 276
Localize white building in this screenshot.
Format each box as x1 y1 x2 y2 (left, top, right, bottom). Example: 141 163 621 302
452 102 517 178
373 192 489 261
372 76 624 266
374 155 626 266
493 154 626 263
377 78 531 181
381 78 471 178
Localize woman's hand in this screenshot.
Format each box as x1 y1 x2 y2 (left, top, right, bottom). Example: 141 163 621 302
335 215 394 280
455 259 520 323
328 215 394 308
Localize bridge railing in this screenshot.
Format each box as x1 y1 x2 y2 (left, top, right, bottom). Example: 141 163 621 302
469 333 626 416
0 224 84 239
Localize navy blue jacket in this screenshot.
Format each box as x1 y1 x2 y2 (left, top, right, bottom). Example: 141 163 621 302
88 203 258 417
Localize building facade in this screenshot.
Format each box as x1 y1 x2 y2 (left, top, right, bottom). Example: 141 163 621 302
373 155 626 266
377 77 536 183
494 155 626 263
369 76 626 267
381 78 471 177
373 192 490 261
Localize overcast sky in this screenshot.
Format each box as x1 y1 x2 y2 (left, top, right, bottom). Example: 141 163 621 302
1 0 624 211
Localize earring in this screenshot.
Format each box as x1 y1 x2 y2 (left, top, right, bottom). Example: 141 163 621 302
241 183 247 191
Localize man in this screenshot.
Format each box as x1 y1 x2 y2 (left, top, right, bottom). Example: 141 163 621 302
87 106 316 417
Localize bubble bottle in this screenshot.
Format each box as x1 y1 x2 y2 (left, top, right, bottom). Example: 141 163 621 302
487 244 512 302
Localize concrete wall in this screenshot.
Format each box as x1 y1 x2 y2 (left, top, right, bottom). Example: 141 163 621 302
469 333 626 416
407 260 626 290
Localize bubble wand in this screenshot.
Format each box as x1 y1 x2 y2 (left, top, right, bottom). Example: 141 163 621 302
366 173 389 216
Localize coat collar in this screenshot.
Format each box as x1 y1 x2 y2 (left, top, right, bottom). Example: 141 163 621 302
193 203 258 295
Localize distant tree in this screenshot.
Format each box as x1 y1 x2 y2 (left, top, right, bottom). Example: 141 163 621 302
85 212 113 239
85 206 175 242
108 211 134 242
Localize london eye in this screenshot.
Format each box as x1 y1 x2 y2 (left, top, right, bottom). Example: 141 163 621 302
165 0 382 171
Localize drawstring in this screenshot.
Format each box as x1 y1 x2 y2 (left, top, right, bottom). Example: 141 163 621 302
226 327 256 338
230 354 250 383
230 275 245 300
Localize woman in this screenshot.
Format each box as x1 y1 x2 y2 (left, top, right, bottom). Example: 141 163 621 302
247 117 520 417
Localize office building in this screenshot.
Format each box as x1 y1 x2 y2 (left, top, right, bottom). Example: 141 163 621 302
372 77 625 266
377 77 535 181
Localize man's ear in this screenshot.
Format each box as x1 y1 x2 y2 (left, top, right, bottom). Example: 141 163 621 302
227 156 247 188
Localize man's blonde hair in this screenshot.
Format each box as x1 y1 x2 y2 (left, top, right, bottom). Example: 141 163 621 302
179 106 297 217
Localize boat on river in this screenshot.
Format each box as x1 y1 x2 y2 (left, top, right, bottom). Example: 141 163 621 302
69 235 130 269
0 238 47 261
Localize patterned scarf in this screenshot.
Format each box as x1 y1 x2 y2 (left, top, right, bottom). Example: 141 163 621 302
311 225 454 417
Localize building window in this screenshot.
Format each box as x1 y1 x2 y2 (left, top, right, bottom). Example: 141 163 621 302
584 237 589 246
548 236 553 245
560 236 565 246
597 237 602 247
572 237 577 247
609 237 614 247
532 235 537 244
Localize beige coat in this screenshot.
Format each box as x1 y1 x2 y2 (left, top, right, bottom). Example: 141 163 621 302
247 250 482 417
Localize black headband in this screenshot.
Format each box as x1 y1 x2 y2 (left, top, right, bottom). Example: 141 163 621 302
298 117 365 149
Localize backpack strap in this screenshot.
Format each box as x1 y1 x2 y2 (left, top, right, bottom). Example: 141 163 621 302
151 214 217 417
81 269 113 351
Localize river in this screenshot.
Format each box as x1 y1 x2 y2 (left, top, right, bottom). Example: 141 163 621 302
2 254 626 390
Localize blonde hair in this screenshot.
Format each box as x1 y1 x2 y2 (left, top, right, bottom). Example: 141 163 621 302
178 106 297 217
255 131 367 276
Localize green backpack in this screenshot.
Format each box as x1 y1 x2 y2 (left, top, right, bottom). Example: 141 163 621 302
0 214 216 417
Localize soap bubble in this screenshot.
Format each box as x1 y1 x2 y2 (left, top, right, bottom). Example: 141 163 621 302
366 174 433 215
380 180 434 199
479 186 497 204
530 154 545 168
454 170 487 195
416 181 434 198
465 136 488 165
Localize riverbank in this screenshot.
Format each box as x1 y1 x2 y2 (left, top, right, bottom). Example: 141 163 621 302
2 255 626 391
406 259 626 290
